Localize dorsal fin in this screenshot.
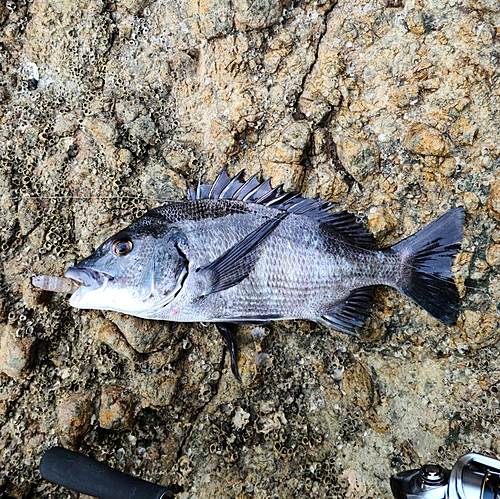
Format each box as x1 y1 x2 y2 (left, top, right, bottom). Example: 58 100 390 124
187 167 340 224
320 212 376 249
186 168 376 246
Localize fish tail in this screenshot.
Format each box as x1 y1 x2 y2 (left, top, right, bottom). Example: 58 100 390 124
392 207 465 325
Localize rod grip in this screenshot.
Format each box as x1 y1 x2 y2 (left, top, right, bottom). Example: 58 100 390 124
40 447 174 499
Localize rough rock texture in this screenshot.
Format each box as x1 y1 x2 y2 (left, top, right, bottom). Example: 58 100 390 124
98 384 134 430
0 324 36 380
0 0 499 497
57 392 94 449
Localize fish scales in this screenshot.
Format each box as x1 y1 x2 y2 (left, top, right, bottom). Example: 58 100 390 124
165 209 398 323
64 167 465 378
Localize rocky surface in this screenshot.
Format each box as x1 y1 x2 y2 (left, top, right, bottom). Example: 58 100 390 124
1 0 499 497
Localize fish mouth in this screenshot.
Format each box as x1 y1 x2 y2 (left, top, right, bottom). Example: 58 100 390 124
65 267 113 289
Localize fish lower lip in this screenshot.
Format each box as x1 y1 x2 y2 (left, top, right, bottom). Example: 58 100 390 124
65 267 112 288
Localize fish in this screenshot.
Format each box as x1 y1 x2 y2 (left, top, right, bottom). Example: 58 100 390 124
65 168 465 380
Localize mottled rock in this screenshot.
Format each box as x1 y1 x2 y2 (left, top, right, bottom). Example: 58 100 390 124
136 371 180 409
212 127 239 156
255 410 286 435
2 0 500 494
299 39 344 123
141 163 186 203
405 10 426 35
487 179 500 221
83 118 117 146
0 325 36 380
405 124 452 157
462 192 480 213
341 469 367 497
367 207 398 239
335 136 380 184
0 0 9 24
107 312 173 354
128 115 156 144
342 362 373 410
438 157 457 177
486 243 500 266
463 311 499 348
99 385 134 430
162 150 190 171
364 406 391 433
261 162 304 192
390 84 420 109
449 117 478 146
261 122 310 190
17 198 40 236
233 0 283 30
263 122 311 164
115 100 144 124
197 0 234 38
98 320 138 362
492 227 500 244
57 392 93 448
475 22 494 45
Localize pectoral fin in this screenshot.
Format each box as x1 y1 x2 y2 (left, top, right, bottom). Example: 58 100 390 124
197 212 287 295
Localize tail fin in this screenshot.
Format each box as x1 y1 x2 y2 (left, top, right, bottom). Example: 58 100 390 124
392 207 465 325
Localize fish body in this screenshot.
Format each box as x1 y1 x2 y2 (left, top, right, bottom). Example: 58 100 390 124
83 199 400 328
66 168 464 376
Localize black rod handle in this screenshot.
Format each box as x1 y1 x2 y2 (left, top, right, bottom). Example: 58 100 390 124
40 447 174 499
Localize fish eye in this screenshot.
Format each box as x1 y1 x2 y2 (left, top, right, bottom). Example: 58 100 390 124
112 239 133 256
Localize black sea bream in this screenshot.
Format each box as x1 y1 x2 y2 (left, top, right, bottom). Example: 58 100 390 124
66 168 464 379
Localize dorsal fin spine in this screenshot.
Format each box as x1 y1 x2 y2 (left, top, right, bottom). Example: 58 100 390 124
264 191 293 207
190 169 335 218
233 174 259 200
184 168 375 247
208 168 231 199
219 169 245 199
246 179 272 202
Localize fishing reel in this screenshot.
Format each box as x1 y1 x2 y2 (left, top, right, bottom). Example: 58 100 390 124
390 453 500 499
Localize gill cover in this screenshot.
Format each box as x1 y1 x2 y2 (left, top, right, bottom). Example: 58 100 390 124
66 225 188 315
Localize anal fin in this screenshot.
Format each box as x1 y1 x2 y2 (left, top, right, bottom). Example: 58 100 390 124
317 286 374 335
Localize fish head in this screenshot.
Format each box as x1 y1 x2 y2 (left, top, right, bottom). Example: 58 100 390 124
65 218 188 316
